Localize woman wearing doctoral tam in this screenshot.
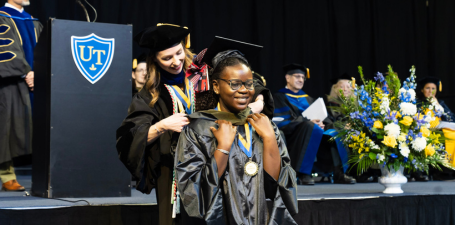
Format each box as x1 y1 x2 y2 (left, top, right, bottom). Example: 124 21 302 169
175 37 298 225
116 24 195 225
417 76 455 175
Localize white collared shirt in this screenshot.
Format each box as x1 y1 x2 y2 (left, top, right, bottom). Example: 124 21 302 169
5 3 24 13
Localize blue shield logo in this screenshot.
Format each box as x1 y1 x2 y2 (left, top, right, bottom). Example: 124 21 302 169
71 33 115 84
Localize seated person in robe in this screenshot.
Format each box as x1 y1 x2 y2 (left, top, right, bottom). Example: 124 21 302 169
175 37 298 225
273 64 355 185
417 76 455 180
131 53 148 96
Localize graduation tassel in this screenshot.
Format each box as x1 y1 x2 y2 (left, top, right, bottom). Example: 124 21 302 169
439 81 442 92
132 58 137 70
306 68 310 79
351 77 356 89
185 33 191 49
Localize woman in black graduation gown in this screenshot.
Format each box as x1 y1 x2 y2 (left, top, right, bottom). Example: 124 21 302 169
116 24 196 225
417 76 454 122
175 37 298 225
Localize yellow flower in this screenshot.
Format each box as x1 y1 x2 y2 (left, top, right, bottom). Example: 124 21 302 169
430 117 440 128
414 113 424 121
399 116 413 126
397 133 407 142
382 135 398 148
359 153 365 159
430 132 441 144
424 144 435 157
390 110 401 119
373 120 383 129
420 126 431 138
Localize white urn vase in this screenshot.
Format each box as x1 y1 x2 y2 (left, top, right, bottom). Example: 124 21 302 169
378 166 407 194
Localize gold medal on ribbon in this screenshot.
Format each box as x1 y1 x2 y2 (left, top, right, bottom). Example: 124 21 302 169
244 160 259 176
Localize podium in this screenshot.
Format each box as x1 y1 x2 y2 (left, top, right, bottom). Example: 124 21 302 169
32 19 132 198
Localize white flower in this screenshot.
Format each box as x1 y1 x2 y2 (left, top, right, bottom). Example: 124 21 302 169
372 145 380 150
384 123 401 138
400 102 417 116
380 97 390 115
408 89 416 101
399 142 410 157
377 154 385 162
411 137 427 152
435 104 444 113
399 88 416 101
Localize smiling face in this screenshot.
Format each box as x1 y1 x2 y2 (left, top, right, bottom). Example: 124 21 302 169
154 43 185 74
213 64 254 114
421 83 437 98
285 73 305 92
337 79 352 97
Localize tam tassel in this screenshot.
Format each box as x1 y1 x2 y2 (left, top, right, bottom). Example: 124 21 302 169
306 68 310 79
351 77 356 89
132 58 137 70
185 33 191 49
440 81 442 92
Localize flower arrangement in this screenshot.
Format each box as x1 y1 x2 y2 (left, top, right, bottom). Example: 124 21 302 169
334 65 453 174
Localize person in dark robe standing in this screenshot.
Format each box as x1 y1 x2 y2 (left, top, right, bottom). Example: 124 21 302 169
175 36 298 225
131 53 147 96
0 0 42 191
116 24 196 225
273 64 355 185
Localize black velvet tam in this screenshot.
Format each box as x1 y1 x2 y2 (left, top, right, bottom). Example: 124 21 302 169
134 24 190 51
330 72 353 85
283 63 308 76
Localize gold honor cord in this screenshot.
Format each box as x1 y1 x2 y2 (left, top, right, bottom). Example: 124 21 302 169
285 93 308 98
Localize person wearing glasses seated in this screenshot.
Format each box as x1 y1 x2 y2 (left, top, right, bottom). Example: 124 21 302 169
273 64 355 185
131 53 148 96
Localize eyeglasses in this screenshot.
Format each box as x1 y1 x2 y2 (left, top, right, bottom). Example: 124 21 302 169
291 75 306 80
136 69 147 74
218 78 254 91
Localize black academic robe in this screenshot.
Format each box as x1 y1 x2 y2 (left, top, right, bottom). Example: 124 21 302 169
272 92 325 175
116 85 183 225
0 10 42 165
175 112 298 225
439 100 455 122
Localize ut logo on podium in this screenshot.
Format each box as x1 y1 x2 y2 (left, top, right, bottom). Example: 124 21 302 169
71 33 115 84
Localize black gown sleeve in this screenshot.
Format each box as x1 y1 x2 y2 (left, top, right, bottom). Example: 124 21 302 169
175 120 221 219
116 92 161 194
263 122 299 222
440 100 455 122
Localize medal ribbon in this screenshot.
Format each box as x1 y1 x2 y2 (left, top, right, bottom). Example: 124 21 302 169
170 79 193 114
215 103 252 158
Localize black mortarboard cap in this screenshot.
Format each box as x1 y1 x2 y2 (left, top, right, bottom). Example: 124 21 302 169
417 76 442 92
330 72 353 85
134 23 190 51
283 63 310 78
201 36 263 68
132 53 147 70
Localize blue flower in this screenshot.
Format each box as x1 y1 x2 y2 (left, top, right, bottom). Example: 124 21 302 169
391 154 398 159
404 157 408 163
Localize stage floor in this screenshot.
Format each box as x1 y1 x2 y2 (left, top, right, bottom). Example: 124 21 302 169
1 175 454 209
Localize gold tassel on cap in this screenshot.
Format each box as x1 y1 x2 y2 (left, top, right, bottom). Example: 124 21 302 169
440 81 442 92
132 58 138 70
306 68 310 79
185 33 191 49
351 77 356 89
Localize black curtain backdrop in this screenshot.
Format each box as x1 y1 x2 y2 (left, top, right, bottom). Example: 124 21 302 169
26 0 455 109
